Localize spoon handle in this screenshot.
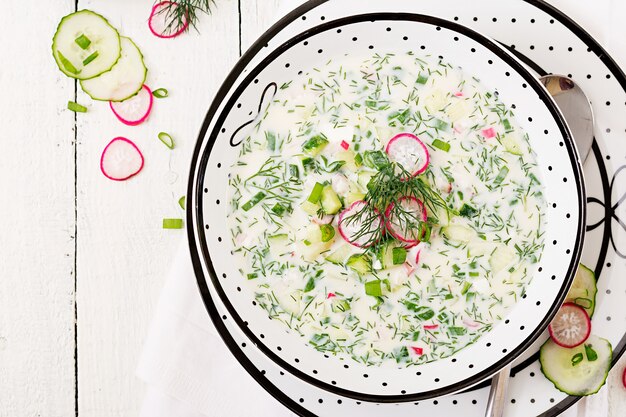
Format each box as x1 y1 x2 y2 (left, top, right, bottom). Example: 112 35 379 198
484 365 511 417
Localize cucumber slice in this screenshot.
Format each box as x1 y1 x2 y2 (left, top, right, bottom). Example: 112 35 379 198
443 224 473 243
346 254 371 275
320 185 342 214
566 264 597 317
80 37 147 102
540 335 612 396
325 244 353 265
489 245 516 273
52 10 121 80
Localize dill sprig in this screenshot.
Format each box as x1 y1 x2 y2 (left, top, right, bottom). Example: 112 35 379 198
156 0 215 35
342 163 449 248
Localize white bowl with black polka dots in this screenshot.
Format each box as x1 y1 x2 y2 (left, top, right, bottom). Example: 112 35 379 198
187 11 585 403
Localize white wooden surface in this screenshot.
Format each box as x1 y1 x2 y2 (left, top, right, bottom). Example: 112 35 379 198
0 0 625 416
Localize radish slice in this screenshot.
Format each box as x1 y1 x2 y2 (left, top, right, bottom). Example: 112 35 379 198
149 1 189 39
424 324 439 330
338 200 382 248
109 85 153 126
411 346 423 355
385 133 429 176
481 127 496 139
340 140 350 150
100 137 144 181
622 367 625 389
385 196 427 244
548 302 591 348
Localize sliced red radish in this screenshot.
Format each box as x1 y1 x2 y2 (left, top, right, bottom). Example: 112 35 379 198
403 262 415 276
312 213 334 225
481 127 496 139
463 318 480 328
622 367 625 389
423 324 439 330
340 140 350 150
385 133 429 176
327 292 336 299
411 346 423 355
100 137 144 181
338 200 382 248
385 196 427 245
454 91 464 97
109 85 154 126
548 302 591 348
149 1 189 39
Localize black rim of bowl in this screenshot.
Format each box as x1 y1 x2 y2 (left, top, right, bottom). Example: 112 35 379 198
187 6 586 408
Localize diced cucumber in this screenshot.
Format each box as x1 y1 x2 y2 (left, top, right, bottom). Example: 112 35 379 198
459 203 477 218
307 182 325 203
416 72 429 84
358 172 374 189
52 10 121 80
540 336 612 396
377 242 407 269
301 200 321 216
302 135 329 156
566 264 597 317
336 150 359 171
346 191 366 205
467 237 494 257
299 226 333 261
241 192 265 211
346 254 371 275
446 99 470 122
268 234 290 259
320 185 342 214
501 134 522 155
489 245 516 273
443 224 473 243
493 166 509 185
432 139 450 152
364 279 383 296
80 37 147 102
325 244 353 265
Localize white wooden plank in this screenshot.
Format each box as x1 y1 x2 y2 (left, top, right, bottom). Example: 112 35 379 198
240 0 284 53
0 1 76 416
75 0 240 415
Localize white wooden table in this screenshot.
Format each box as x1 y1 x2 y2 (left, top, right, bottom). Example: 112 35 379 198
1 1 624 416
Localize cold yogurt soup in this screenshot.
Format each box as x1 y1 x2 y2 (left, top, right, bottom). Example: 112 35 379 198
228 51 546 366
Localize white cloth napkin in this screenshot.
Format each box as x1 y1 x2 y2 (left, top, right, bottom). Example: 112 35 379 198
137 1 623 415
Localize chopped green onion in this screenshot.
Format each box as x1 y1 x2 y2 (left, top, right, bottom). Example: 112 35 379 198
571 352 584 366
266 131 276 151
303 239 311 246
57 51 80 75
247 273 258 280
304 277 315 292
158 132 175 149
74 34 91 49
67 101 87 113
449 326 467 336
432 139 450 152
584 344 598 361
178 196 186 210
502 119 513 133
162 218 183 229
365 280 383 297
363 150 389 170
459 204 478 218
419 223 431 242
494 166 510 185
432 118 449 131
320 224 335 242
574 297 593 309
152 88 169 98
302 135 329 155
241 192 265 211
392 247 407 265
469 271 480 277
288 164 300 179
307 182 324 203
416 73 429 84
461 281 472 295
302 157 316 173
271 203 287 216
82 50 99 66
354 153 363 167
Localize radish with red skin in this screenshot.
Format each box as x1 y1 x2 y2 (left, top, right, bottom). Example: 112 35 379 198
149 1 189 38
385 196 427 245
327 293 336 299
340 140 349 150
411 346 423 355
100 137 144 181
385 133 429 176
109 85 153 126
423 324 438 330
623 367 625 389
338 200 382 248
548 302 591 348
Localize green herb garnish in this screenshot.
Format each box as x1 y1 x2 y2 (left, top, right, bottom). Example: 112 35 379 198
67 101 87 113
162 218 183 229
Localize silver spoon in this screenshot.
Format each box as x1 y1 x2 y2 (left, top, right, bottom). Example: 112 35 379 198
484 74 594 417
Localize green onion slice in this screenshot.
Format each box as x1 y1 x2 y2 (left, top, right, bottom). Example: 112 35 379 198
67 101 87 113
74 34 91 49
241 192 265 211
178 196 186 210
152 88 169 98
163 218 183 229
82 51 99 66
307 182 324 203
158 132 175 149
432 139 450 152
320 224 335 242
365 280 383 297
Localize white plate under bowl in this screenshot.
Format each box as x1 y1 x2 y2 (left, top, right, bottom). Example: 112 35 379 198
188 11 585 403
